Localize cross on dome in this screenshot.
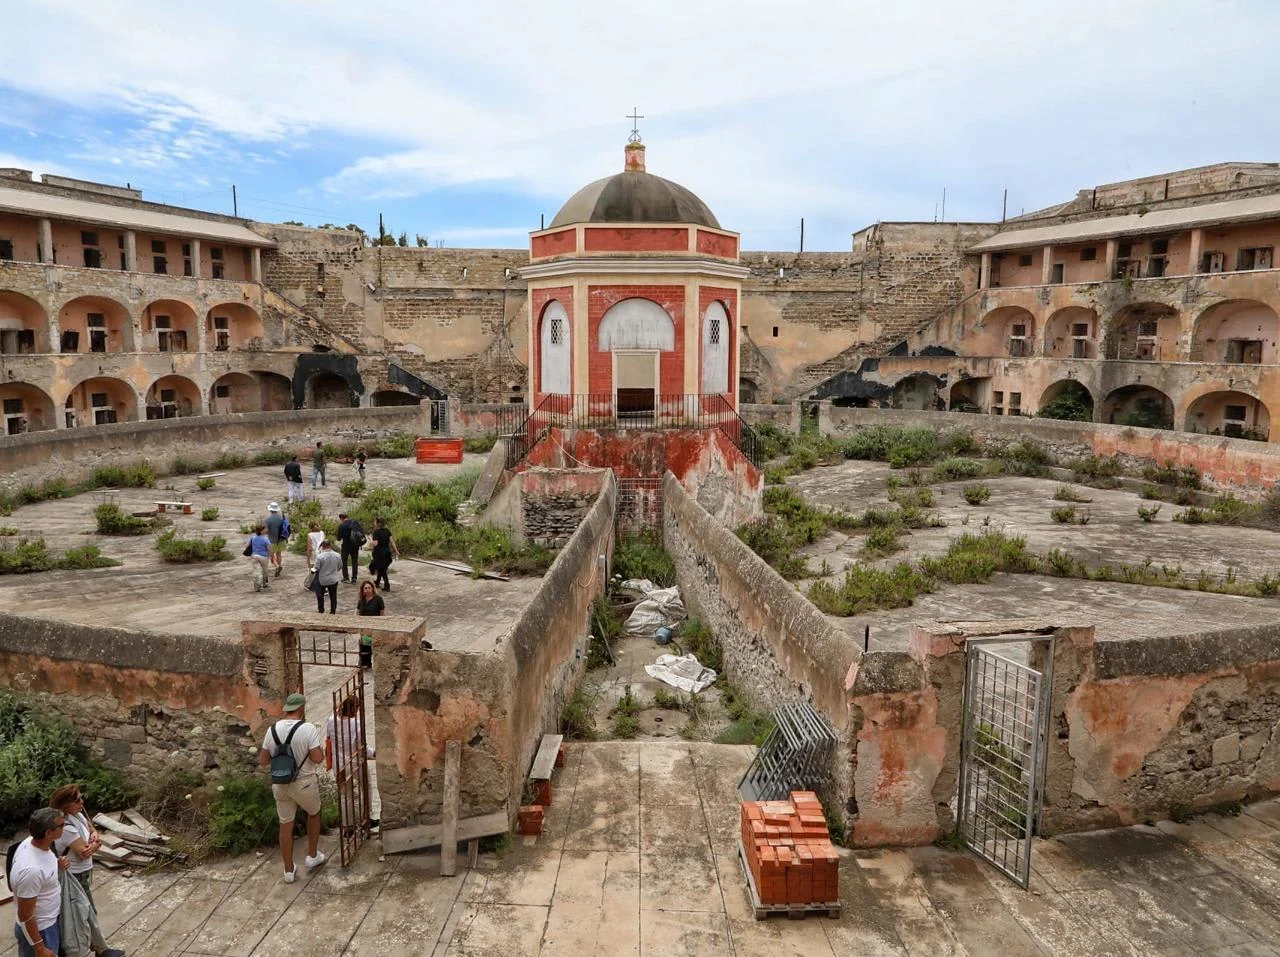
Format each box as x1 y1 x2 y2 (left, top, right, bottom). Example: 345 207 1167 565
627 107 644 144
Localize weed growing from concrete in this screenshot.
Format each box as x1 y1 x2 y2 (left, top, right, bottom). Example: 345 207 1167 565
196 477 216 491
862 524 903 558
1071 454 1124 488
0 527 14 536
155 528 231 563
678 618 722 671
889 486 935 509
714 686 774 746
808 562 935 615
201 507 219 521
651 688 682 710
931 458 983 482
1053 485 1092 503
94 502 153 535
1051 505 1078 524
1138 505 1161 522
962 484 991 505
612 713 640 739
463 435 497 454
561 685 597 740
339 479 365 498
614 529 676 585
1142 461 1202 490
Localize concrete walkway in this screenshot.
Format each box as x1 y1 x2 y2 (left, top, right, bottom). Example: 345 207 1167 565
3 742 1280 955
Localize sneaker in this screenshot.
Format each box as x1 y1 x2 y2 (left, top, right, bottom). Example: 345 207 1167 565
304 851 327 869
274 566 282 578
283 869 296 883
99 949 127 957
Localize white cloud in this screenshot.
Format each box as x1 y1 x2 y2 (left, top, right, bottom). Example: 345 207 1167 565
0 151 70 179
1 0 1278 246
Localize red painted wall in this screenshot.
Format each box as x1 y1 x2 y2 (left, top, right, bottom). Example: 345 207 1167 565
531 229 576 259
587 285 685 396
522 426 761 488
696 230 738 258
699 286 738 408
584 227 689 253
531 286 573 401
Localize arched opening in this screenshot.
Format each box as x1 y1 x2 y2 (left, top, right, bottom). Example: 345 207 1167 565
370 389 420 407
1036 380 1094 421
63 376 137 427
210 372 258 413
305 371 355 409
1190 299 1279 364
1185 391 1270 440
1103 303 1179 360
207 302 265 351
701 300 730 394
1101 384 1174 429
949 377 991 413
145 375 202 419
538 300 570 394
981 306 1036 357
1044 306 1099 359
0 382 55 434
598 298 675 351
738 377 760 404
57 295 133 353
891 374 942 411
0 291 50 354
141 299 198 353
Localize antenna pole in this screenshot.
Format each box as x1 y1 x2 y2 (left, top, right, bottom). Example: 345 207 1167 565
232 184 238 217
799 218 805 253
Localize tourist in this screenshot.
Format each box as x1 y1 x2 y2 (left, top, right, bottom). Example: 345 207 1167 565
326 695 374 833
283 456 304 504
305 522 325 567
263 502 287 578
312 540 342 614
10 807 67 957
311 441 327 489
356 579 385 669
246 524 271 592
336 512 365 583
354 447 367 482
368 517 399 592
258 694 326 883
49 786 122 957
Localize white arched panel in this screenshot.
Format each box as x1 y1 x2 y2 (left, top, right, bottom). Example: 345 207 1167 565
598 298 675 351
539 300 570 394
701 301 729 394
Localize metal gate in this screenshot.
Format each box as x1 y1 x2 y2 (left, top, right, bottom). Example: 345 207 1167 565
956 635 1053 888
280 630 372 867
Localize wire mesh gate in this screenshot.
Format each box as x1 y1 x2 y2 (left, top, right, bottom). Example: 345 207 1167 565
957 636 1054 888
280 630 371 867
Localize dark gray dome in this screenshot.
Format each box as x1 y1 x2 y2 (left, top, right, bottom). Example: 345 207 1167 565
550 170 720 229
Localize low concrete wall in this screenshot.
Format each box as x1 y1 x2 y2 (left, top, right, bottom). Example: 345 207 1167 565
453 402 524 437
0 615 273 776
822 405 1280 488
0 406 427 492
664 474 859 823
741 403 797 431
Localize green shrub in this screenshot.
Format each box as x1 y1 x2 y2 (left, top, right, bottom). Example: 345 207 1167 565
1073 455 1123 482
1137 505 1161 522
168 456 207 476
762 464 791 485
1142 461 1202 489
889 486 934 509
58 545 118 570
94 502 151 535
962 484 991 505
0 693 135 832
251 448 292 466
863 524 902 557
613 530 676 586
155 529 231 563
715 699 775 746
808 562 934 615
932 458 983 482
1053 485 1091 503
1038 391 1094 422
196 477 216 491
679 618 722 672
0 527 16 536
212 452 248 470
340 480 366 498
16 478 72 504
651 689 682 710
90 463 157 489
737 518 809 579
201 507 220 521
754 422 796 461
208 776 280 854
373 434 415 458
996 439 1053 476
0 538 118 574
561 685 597 740
612 713 640 739
463 435 497 454
919 530 1037 584
1051 505 1078 524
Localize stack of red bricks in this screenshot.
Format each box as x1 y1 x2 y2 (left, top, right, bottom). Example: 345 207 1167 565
739 791 839 907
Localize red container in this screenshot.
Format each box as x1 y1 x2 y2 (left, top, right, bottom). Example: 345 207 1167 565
415 437 463 464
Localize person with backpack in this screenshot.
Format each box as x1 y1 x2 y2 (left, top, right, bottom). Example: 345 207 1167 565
283 456 304 504
336 512 365 584
263 502 289 579
257 693 326 882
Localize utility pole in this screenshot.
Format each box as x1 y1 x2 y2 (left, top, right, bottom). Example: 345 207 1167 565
378 212 384 244
799 218 805 253
231 185 238 217
540 213 545 230
1002 189 1008 223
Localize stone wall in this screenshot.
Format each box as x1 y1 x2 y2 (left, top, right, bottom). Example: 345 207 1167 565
0 614 274 778
664 474 858 822
519 468 605 547
0 406 427 493
822 405 1280 488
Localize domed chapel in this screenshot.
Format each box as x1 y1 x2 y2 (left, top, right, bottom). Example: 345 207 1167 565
523 136 749 415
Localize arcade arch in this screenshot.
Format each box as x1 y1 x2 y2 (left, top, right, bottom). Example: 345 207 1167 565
207 302 265 351
1101 384 1174 429
1190 299 1279 365
1103 303 1179 361
1044 307 1099 359
145 375 202 418
0 382 55 434
58 296 134 354
0 291 49 354
63 376 137 427
1184 390 1270 440
142 299 198 353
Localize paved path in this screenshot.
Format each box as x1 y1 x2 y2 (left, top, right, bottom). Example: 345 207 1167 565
3 742 1280 955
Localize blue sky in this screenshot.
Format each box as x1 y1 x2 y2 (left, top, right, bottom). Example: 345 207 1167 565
2 1 1278 252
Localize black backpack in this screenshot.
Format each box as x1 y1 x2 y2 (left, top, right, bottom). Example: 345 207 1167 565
350 521 367 548
269 721 303 784
5 840 17 882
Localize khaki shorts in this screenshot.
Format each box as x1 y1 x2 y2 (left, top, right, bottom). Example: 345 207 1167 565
270 541 286 555
272 774 321 823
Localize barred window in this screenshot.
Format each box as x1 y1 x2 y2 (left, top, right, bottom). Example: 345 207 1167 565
709 318 721 345
549 316 563 345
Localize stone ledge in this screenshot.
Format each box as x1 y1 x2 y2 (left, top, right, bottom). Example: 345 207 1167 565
0 613 243 675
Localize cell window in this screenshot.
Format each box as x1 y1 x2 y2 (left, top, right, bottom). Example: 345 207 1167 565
153 256 168 274
81 231 99 246
160 389 176 402
215 385 230 398
181 243 192 257
83 248 103 269
1009 392 1022 406
772 326 779 337
210 247 223 260
1150 238 1169 255
1118 243 1132 258
993 391 1004 404
1072 323 1089 337
3 398 23 414
0 239 12 260
1225 404 1248 421
151 240 166 253
90 393 109 408
1017 253 1033 267
709 318 721 345
1080 247 1097 261
1138 321 1159 337
87 313 106 329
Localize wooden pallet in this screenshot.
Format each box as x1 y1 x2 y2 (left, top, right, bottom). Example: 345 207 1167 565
736 838 840 921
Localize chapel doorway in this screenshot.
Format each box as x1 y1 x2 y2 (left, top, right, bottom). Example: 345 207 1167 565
615 350 658 423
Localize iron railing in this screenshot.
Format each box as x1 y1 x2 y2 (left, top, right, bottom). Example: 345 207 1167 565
737 702 838 802
503 393 762 469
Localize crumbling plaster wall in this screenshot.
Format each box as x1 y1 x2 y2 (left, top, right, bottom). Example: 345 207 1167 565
481 467 605 547
664 474 858 824
0 614 275 777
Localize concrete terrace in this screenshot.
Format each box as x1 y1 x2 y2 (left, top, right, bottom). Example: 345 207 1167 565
0 455 539 653
2 741 1279 956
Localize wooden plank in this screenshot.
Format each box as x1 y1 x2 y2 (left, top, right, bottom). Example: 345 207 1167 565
467 839 479 868
408 557 511 582
440 740 461 877
93 814 161 844
121 809 162 839
98 833 125 849
94 845 133 862
529 734 563 781
196 472 227 479
381 809 509 856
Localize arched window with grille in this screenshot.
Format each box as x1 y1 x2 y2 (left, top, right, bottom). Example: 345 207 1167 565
539 300 570 394
701 300 730 394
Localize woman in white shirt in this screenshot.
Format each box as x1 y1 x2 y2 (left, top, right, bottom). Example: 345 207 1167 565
327 696 374 831
51 784 123 957
306 522 325 566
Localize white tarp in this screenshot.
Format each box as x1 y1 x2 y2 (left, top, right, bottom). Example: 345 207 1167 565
645 653 717 694
619 579 686 636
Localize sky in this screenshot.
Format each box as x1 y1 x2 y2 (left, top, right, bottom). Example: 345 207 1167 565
1 0 1277 252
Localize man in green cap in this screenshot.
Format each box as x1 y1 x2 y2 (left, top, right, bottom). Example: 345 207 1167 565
258 693 326 882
